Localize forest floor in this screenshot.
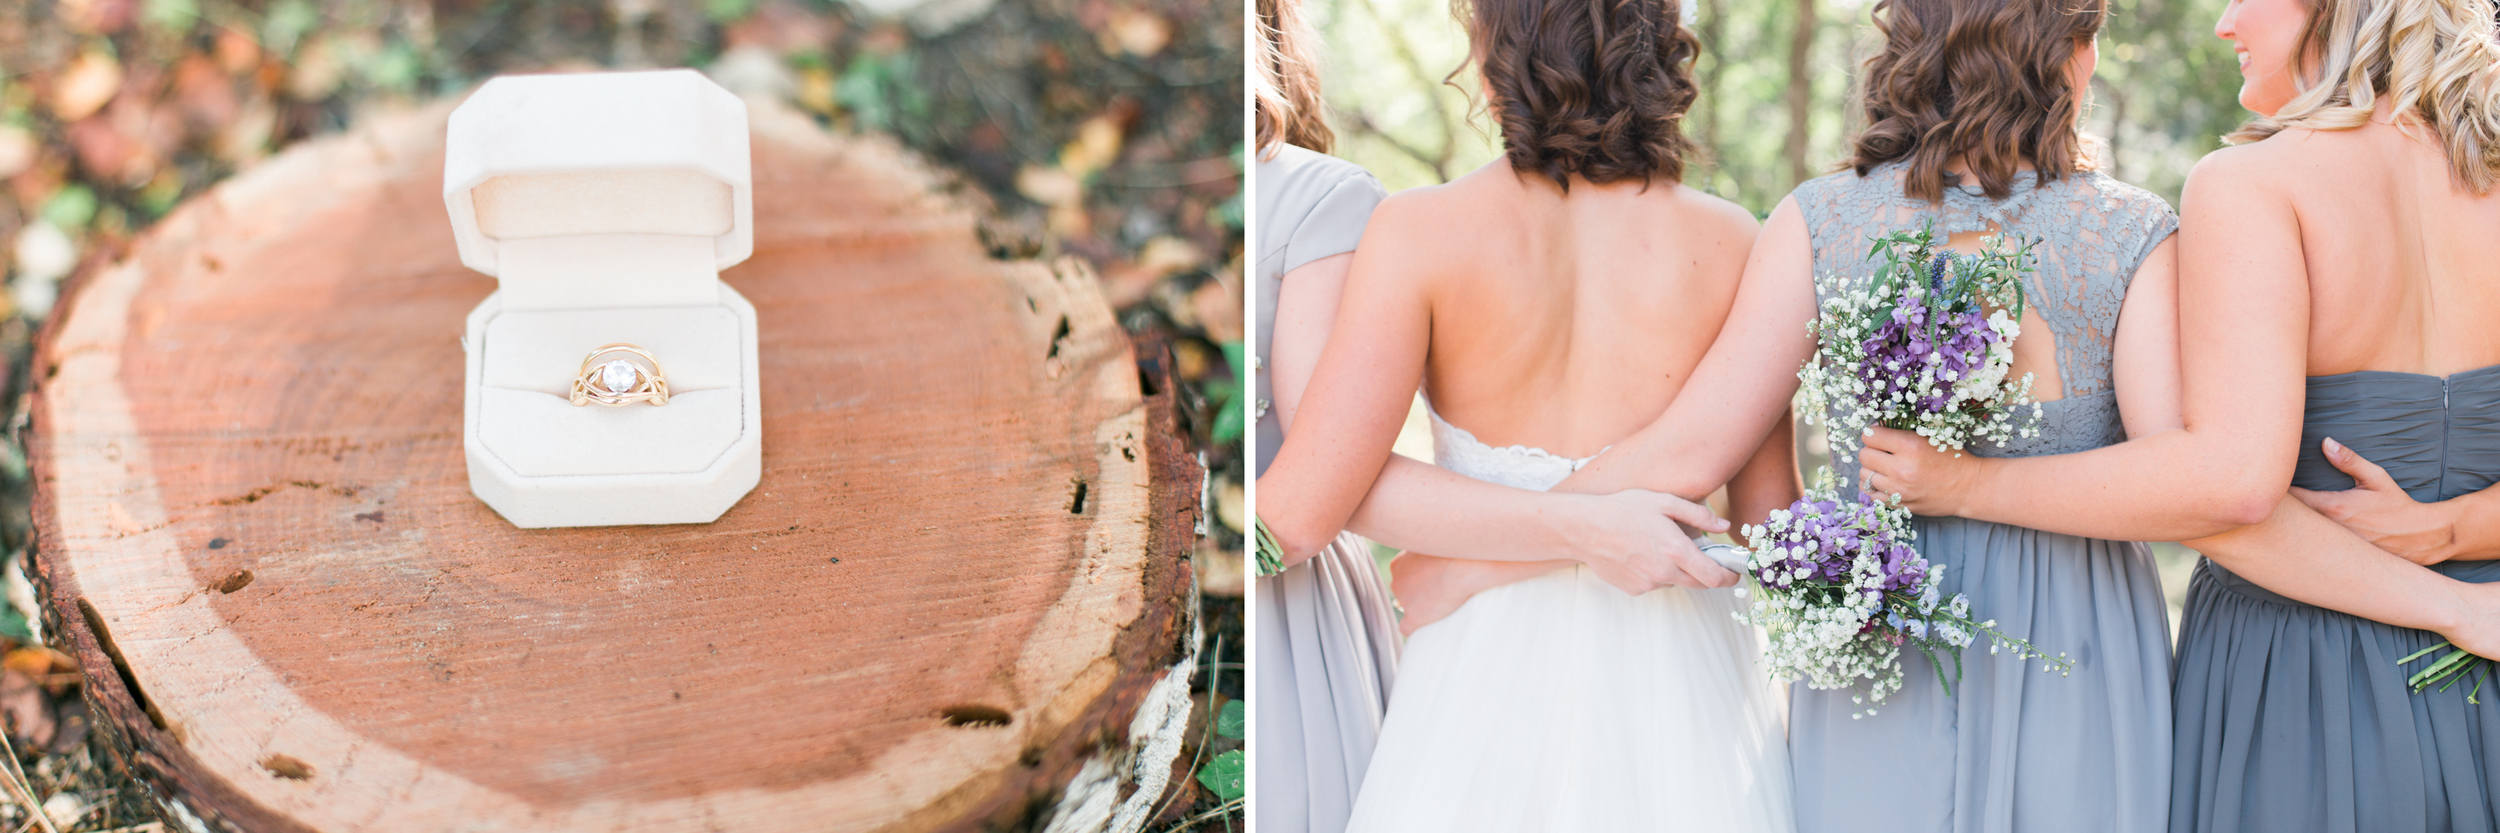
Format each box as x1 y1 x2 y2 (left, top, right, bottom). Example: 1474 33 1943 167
0 0 1244 828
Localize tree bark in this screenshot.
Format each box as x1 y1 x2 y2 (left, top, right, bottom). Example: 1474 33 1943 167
1785 0 1817 189
27 97 1201 833
1698 0 1725 177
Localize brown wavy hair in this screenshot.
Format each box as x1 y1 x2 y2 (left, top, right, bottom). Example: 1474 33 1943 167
1846 0 2107 202
1459 0 1700 188
1256 0 1334 159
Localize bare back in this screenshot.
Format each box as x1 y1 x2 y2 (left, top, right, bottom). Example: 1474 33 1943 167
2241 121 2500 375
1391 160 1759 458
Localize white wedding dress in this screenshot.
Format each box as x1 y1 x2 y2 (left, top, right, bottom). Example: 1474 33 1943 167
1341 409 1796 832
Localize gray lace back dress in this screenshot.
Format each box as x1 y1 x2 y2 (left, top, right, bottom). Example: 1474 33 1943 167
1789 162 2178 833
2173 368 2500 833
1251 143 1402 833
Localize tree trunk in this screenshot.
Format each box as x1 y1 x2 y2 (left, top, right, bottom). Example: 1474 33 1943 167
1784 0 1817 189
1698 0 1724 179
26 97 1202 833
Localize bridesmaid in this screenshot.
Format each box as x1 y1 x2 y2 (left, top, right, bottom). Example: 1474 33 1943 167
1859 0 2500 830
1249 1 1733 828
1391 0 2182 828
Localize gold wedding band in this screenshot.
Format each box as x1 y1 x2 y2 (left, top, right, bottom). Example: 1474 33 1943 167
571 344 670 407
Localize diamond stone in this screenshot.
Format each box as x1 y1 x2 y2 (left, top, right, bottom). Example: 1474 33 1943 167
598 360 639 394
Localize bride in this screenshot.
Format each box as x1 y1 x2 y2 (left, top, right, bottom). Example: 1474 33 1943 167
1251 0 1797 826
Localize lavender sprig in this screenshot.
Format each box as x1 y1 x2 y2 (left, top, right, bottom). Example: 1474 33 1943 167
1735 470 2072 717
1797 220 2046 463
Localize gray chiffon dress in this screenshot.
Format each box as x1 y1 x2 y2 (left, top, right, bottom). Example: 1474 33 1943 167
1251 144 1401 833
1792 162 2178 833
2172 366 2500 833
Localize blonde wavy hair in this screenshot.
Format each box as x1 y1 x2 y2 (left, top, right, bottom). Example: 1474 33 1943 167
1255 0 1334 159
2232 0 2500 192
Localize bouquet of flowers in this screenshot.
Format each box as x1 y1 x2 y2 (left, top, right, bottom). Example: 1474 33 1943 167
1736 472 2068 716
1731 222 2068 715
1796 221 2045 462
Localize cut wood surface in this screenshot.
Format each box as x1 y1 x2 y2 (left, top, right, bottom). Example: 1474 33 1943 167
26 96 1201 832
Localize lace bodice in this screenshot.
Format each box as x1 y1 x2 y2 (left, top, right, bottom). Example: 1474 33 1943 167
1427 409 1593 492
1794 161 2177 461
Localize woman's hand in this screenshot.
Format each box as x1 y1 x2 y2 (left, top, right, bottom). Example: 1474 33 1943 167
1385 491 1735 636
2289 438 2463 566
1857 427 1987 516
2437 581 2500 666
1562 490 1737 593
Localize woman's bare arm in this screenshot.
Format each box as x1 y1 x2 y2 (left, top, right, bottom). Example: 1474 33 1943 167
1857 149 2306 541
2189 494 2500 658
1387 409 1802 634
1266 250 1725 578
1724 409 1803 542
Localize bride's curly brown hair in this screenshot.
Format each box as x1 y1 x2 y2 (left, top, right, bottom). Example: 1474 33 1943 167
1458 0 1700 189
1846 0 2107 202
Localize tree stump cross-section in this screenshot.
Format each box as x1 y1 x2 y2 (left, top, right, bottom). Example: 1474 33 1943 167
27 96 1201 832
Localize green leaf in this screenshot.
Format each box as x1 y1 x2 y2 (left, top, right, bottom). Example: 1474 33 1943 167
1216 700 1245 739
0 606 31 646
362 39 425 93
42 185 96 231
1196 750 1245 802
142 0 198 32
1212 396 1246 443
703 0 759 23
262 0 318 56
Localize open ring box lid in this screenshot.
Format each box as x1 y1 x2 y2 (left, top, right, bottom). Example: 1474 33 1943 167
444 69 763 528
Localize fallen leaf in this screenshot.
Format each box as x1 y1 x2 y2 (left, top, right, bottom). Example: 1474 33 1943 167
286 36 345 99
1 647 72 679
214 27 262 74
1099 6 1169 58
0 126 35 179
67 112 148 184
217 94 278 164
0 669 53 750
57 0 137 33
1016 165 1082 207
174 52 240 131
40 791 87 827
1194 538 1243 598
50 48 123 122
1058 113 1124 179
1215 479 1243 533
1192 278 1243 342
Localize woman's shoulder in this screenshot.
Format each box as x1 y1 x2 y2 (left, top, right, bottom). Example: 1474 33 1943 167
2176 138 2305 204
1257 145 1390 272
1259 144 1380 191
1256 145 1387 227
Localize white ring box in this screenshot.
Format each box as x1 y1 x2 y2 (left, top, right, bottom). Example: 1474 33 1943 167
443 69 762 528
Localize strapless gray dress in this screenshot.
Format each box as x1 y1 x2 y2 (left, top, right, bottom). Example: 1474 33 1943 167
2172 366 2500 833
1792 163 2179 833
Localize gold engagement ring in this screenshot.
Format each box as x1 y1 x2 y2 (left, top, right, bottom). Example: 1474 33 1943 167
571 344 670 406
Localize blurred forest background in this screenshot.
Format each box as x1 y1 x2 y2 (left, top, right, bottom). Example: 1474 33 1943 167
1322 0 2244 627
1315 0 2245 208
0 0 1243 829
